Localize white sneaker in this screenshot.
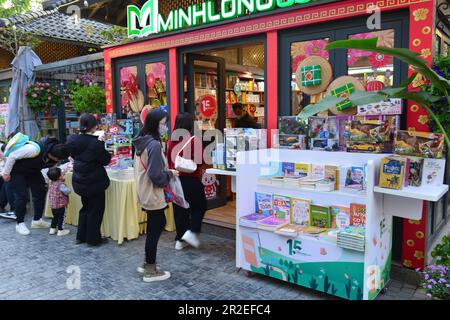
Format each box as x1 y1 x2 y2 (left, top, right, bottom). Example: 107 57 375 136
49 228 57 235
16 223 30 235
0 212 16 220
175 240 188 250
181 230 200 248
31 219 51 229
57 229 70 236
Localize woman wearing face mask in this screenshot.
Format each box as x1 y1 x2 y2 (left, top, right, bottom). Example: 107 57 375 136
66 113 112 246
133 108 179 282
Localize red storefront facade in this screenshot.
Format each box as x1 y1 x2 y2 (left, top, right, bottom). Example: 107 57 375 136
104 0 440 270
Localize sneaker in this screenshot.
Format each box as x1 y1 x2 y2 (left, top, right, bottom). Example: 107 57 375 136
142 264 170 283
16 223 30 235
49 228 57 235
0 212 17 220
137 262 161 274
31 219 50 229
181 230 200 248
175 240 188 250
57 229 70 236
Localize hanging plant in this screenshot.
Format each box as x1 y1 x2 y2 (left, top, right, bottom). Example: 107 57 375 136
25 82 61 113
71 84 106 114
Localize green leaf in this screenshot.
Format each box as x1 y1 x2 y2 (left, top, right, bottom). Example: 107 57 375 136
348 90 388 105
297 95 344 120
400 73 418 88
326 39 449 96
379 87 407 96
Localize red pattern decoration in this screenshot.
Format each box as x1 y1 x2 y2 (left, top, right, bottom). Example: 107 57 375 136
402 1 435 271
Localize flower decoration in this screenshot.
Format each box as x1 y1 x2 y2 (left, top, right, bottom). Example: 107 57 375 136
347 32 374 66
418 115 429 125
304 40 329 59
421 48 432 59
373 29 394 48
412 73 426 88
25 82 61 113
414 250 424 260
369 52 393 69
413 8 429 21
120 67 139 108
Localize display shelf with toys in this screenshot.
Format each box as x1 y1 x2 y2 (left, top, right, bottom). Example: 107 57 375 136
236 149 392 300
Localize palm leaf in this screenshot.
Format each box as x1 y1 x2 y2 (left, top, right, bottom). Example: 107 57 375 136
348 90 389 105
326 39 449 95
297 95 344 120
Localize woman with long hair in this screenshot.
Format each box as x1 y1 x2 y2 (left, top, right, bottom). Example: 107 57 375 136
133 108 179 282
167 112 206 250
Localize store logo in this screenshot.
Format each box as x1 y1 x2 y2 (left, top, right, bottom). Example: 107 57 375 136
127 0 313 38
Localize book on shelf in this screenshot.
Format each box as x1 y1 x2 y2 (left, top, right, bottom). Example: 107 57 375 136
240 213 269 228
337 226 366 252
255 192 273 215
257 216 289 231
310 204 331 228
379 156 406 190
350 203 366 228
422 158 445 186
331 205 351 229
291 197 310 226
274 224 305 237
272 194 291 223
298 226 328 237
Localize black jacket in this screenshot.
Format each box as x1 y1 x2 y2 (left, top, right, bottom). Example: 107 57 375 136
11 138 59 175
66 134 111 197
235 113 261 129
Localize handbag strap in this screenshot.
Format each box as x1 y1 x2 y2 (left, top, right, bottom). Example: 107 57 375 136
139 155 148 171
176 135 196 157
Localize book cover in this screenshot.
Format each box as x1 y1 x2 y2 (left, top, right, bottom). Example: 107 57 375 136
257 216 288 231
275 224 304 237
331 206 351 229
379 156 405 190
407 156 424 187
310 204 331 228
344 166 365 190
311 164 325 179
294 163 311 177
281 162 295 176
273 194 291 224
240 213 269 228
299 226 328 235
422 158 445 186
350 203 366 228
324 165 340 190
291 197 310 226
255 192 273 216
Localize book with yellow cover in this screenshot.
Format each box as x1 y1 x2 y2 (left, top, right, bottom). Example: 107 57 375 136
379 156 405 190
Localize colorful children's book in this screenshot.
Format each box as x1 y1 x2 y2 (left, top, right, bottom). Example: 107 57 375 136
310 204 331 228
324 165 340 190
255 192 273 215
240 213 270 228
281 162 295 176
344 166 365 191
294 163 311 177
257 216 289 231
350 203 366 227
291 197 310 226
311 164 325 179
422 158 446 186
298 226 328 237
272 194 291 224
275 224 305 237
331 205 351 229
379 156 405 190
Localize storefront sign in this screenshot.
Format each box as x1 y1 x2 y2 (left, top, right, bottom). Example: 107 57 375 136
199 95 217 119
128 0 312 37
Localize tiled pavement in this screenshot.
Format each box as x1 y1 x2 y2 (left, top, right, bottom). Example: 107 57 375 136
0 216 426 300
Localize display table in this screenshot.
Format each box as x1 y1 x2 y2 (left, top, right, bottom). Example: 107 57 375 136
44 172 175 245
206 168 237 192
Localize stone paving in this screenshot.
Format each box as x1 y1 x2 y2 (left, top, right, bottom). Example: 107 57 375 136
0 216 426 300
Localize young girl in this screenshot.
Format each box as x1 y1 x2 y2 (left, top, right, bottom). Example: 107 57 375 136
47 166 71 236
133 108 179 282
167 113 206 250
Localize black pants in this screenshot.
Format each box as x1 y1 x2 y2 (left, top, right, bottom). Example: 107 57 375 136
0 178 15 211
77 192 105 245
145 209 166 264
10 172 46 224
51 207 66 230
173 176 207 241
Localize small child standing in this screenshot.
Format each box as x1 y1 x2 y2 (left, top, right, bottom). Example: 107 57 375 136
47 167 71 236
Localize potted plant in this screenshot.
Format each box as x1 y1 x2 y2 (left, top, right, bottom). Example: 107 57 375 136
70 84 106 114
25 82 61 113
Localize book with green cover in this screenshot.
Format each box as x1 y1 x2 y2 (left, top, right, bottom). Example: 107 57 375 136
310 204 331 228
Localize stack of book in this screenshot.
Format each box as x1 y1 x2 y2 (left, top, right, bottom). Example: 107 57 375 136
275 224 305 237
297 226 328 238
239 213 269 228
337 226 365 252
257 216 289 231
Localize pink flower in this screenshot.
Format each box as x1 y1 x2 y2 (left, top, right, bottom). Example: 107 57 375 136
45 83 49 86
48 96 52 100
34 87 39 91
32 93 37 98
304 40 329 59
369 52 393 69
47 89 51 93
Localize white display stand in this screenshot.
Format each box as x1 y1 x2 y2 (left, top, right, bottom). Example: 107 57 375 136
236 149 392 300
206 168 237 192
235 149 448 300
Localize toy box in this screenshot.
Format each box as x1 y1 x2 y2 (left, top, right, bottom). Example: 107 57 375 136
308 116 339 151
357 98 403 116
277 116 308 149
336 116 352 151
394 130 444 159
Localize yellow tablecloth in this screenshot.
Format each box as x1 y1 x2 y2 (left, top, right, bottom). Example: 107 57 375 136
45 172 175 245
